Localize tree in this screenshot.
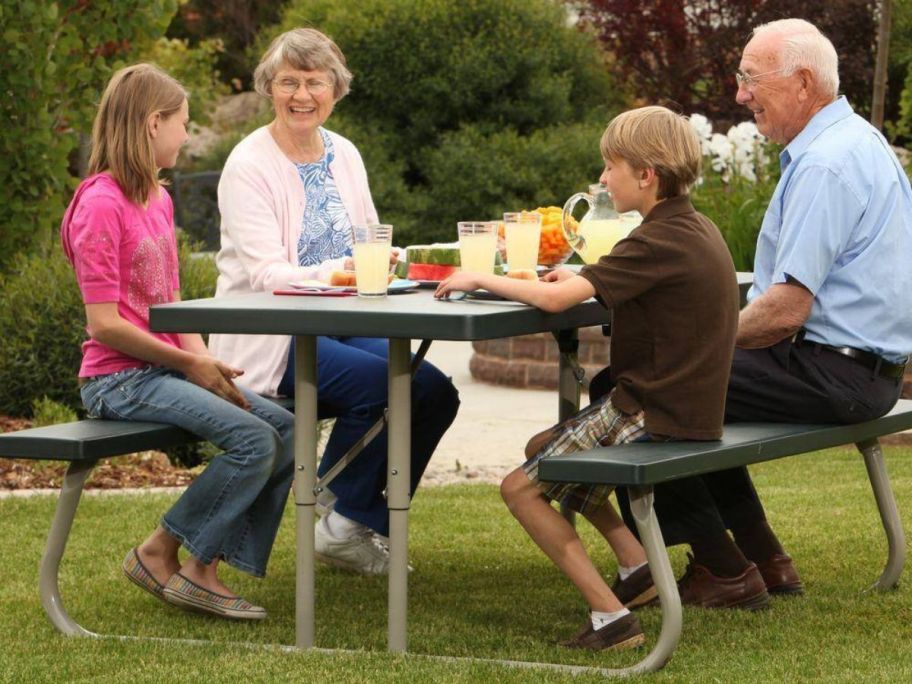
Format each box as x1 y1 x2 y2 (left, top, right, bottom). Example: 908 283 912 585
576 0 878 126
0 0 180 271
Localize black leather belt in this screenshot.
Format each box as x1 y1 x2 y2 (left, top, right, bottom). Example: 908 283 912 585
792 331 907 380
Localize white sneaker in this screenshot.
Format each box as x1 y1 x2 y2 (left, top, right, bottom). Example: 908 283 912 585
315 517 390 575
315 488 337 518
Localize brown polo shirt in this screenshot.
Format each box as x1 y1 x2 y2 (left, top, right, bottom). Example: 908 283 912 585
579 196 738 440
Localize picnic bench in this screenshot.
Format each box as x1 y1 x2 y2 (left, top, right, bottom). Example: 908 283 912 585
0 396 295 637
538 398 912 673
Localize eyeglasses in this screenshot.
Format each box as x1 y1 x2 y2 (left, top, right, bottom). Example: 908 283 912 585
272 77 333 96
735 68 785 90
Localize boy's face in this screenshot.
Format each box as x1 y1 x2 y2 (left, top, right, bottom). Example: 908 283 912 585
599 157 642 214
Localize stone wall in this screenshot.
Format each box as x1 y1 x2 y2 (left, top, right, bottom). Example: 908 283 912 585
470 326 609 389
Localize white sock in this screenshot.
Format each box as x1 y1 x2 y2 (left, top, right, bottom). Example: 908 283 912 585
591 607 630 630
618 561 647 581
324 510 368 539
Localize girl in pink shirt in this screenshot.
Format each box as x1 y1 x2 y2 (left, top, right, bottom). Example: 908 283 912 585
62 64 294 621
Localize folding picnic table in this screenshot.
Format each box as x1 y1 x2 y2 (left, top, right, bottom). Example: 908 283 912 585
149 275 754 675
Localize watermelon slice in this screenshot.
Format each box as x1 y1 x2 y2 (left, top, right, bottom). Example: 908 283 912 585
407 263 458 281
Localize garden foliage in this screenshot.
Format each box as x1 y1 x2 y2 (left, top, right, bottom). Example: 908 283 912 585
0 0 180 272
0 234 217 420
263 0 625 246
577 0 879 125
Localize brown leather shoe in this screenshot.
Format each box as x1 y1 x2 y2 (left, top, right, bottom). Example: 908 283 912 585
756 553 804 595
610 564 658 608
677 555 770 610
559 613 646 651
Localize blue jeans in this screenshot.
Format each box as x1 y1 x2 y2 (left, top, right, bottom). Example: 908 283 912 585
81 366 294 577
278 337 460 536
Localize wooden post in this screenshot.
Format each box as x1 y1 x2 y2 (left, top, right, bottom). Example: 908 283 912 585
871 0 893 130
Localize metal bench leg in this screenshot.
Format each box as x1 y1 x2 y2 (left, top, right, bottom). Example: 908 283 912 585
857 438 906 591
625 485 682 674
39 459 98 636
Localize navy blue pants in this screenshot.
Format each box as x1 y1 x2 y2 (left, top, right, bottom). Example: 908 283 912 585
279 336 460 536
608 340 903 547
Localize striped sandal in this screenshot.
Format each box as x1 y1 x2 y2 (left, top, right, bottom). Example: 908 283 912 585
122 548 167 603
162 572 266 620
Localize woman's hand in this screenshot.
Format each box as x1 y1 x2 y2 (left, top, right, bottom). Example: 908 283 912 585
184 355 250 409
435 272 482 299
541 267 576 283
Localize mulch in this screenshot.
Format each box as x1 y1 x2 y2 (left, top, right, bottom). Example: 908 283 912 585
0 415 198 491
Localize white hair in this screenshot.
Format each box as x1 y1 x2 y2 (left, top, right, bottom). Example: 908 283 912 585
752 18 839 98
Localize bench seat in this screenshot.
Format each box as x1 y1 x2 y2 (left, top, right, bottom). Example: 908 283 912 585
539 399 912 486
535 398 912 674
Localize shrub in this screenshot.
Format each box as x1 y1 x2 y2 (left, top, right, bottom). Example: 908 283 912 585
687 115 780 270
264 0 624 245
415 121 607 245
0 0 179 272
32 397 78 427
0 234 217 419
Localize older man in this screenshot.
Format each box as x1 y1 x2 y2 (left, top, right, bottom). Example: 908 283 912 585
612 18 912 610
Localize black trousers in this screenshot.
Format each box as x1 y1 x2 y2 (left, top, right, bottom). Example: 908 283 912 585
607 339 903 547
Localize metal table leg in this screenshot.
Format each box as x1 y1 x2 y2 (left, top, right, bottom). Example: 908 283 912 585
626 485 682 674
387 337 412 652
556 329 581 524
294 335 318 648
857 438 906 591
40 459 98 637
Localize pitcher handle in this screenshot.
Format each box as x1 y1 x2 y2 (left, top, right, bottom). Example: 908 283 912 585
562 191 592 252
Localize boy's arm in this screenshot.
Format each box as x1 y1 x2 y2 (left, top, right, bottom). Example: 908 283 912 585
435 272 595 313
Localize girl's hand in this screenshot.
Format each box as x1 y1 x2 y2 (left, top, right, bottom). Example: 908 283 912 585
541 267 576 283
435 272 481 299
185 355 250 409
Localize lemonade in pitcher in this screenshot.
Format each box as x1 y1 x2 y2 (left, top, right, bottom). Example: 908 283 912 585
562 184 640 264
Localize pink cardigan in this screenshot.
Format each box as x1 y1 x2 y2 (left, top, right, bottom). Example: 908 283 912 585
208 126 379 395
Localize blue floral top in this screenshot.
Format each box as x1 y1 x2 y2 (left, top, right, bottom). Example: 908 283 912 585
295 129 353 266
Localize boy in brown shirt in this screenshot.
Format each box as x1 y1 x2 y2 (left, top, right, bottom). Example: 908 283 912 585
436 106 739 651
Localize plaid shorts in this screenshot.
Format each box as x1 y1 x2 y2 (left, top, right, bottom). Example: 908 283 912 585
522 390 648 516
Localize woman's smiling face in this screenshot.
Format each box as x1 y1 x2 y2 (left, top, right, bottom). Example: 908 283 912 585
270 63 336 139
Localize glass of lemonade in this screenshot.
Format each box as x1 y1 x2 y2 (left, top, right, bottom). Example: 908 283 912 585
351 224 393 297
503 211 542 272
458 222 498 274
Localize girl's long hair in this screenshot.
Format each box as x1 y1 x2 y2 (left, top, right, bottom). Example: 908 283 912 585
88 63 187 206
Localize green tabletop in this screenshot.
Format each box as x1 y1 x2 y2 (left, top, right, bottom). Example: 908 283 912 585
150 289 609 340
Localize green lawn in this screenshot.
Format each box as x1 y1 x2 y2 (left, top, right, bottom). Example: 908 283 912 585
1 446 911 683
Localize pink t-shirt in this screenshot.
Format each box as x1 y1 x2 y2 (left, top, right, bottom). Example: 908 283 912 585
60 173 183 377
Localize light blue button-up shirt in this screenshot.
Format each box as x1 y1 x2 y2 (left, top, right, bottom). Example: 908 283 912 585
748 96 912 362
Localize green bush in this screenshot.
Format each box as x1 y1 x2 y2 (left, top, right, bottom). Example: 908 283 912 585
0 0 179 272
0 234 217 419
415 121 606 244
31 397 78 427
263 0 624 245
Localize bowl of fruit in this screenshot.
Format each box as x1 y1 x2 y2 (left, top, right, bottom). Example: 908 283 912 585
533 206 575 267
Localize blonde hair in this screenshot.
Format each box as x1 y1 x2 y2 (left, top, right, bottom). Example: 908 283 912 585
254 28 352 101
600 106 702 199
88 63 187 206
752 18 839 99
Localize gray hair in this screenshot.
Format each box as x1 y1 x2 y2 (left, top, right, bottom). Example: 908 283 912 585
752 18 839 98
253 28 353 101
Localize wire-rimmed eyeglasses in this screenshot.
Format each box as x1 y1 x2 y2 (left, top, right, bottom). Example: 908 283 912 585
735 68 785 90
272 77 333 96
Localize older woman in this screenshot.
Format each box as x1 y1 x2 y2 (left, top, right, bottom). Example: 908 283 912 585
209 28 459 575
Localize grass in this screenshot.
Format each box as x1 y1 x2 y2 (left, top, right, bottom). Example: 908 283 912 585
1 446 911 683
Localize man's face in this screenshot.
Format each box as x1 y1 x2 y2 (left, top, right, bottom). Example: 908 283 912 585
735 34 811 145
